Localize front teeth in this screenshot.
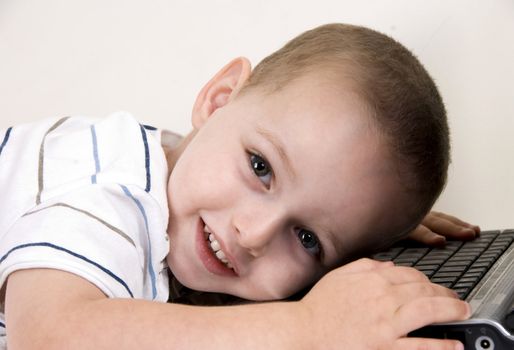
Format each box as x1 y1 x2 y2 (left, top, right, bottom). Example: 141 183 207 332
204 225 233 269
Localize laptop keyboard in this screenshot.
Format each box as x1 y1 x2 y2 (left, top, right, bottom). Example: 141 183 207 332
372 229 514 299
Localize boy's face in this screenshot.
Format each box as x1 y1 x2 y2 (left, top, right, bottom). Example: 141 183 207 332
166 71 409 301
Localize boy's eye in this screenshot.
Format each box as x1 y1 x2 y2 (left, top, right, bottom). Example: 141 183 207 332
297 229 321 257
249 153 272 187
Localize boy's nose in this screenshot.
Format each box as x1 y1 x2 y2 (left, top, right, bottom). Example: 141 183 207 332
232 205 285 257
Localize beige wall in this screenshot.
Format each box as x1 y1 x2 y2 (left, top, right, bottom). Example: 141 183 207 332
1 0 513 228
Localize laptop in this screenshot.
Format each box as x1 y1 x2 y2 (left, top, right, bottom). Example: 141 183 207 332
372 229 514 349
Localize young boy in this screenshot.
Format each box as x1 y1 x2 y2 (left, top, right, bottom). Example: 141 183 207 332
0 23 478 349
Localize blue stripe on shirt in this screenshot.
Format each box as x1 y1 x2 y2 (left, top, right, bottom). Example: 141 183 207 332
90 125 100 184
0 127 13 157
139 125 151 192
0 242 134 298
120 185 157 299
142 124 157 131
0 321 5 328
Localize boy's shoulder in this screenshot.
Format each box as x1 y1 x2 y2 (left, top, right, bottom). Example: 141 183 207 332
0 111 171 234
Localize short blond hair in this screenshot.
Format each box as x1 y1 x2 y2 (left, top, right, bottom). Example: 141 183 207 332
241 23 450 251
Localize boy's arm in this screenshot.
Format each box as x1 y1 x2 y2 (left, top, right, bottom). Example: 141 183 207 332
6 259 470 350
6 269 303 349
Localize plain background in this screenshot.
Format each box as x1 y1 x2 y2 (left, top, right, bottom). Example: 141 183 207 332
1 0 513 229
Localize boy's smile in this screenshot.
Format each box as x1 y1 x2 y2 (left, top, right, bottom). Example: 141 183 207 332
197 218 238 276
165 59 410 301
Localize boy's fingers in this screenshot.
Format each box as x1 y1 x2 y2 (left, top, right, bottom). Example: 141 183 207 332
337 258 393 275
395 337 464 350
377 266 429 284
433 221 476 240
394 297 471 336
391 281 458 302
408 210 482 245
409 224 446 246
432 211 481 234
409 210 481 245
337 265 429 285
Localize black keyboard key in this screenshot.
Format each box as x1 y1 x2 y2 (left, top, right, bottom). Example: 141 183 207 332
432 276 459 285
441 260 469 267
438 265 466 273
471 260 494 269
432 271 462 279
454 281 476 289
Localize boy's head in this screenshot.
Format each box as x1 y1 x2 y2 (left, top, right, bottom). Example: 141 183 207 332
241 23 449 230
165 23 449 301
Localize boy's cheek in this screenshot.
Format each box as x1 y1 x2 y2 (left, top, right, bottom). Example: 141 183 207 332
170 153 243 212
246 246 321 300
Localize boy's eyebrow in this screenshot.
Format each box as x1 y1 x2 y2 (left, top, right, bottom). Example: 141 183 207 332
256 126 296 179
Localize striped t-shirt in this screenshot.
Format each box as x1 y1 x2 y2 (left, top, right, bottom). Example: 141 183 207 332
0 112 171 342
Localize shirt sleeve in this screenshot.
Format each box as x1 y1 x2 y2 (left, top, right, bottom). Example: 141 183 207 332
0 183 169 301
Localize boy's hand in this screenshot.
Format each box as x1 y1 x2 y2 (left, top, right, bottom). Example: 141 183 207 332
300 258 470 350
408 211 480 246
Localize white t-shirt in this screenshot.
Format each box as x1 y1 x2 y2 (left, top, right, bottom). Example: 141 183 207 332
0 112 171 344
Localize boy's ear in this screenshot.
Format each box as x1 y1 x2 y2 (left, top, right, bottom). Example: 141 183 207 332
191 57 252 129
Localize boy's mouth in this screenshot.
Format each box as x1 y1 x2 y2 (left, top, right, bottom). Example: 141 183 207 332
204 224 234 270
196 218 237 276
